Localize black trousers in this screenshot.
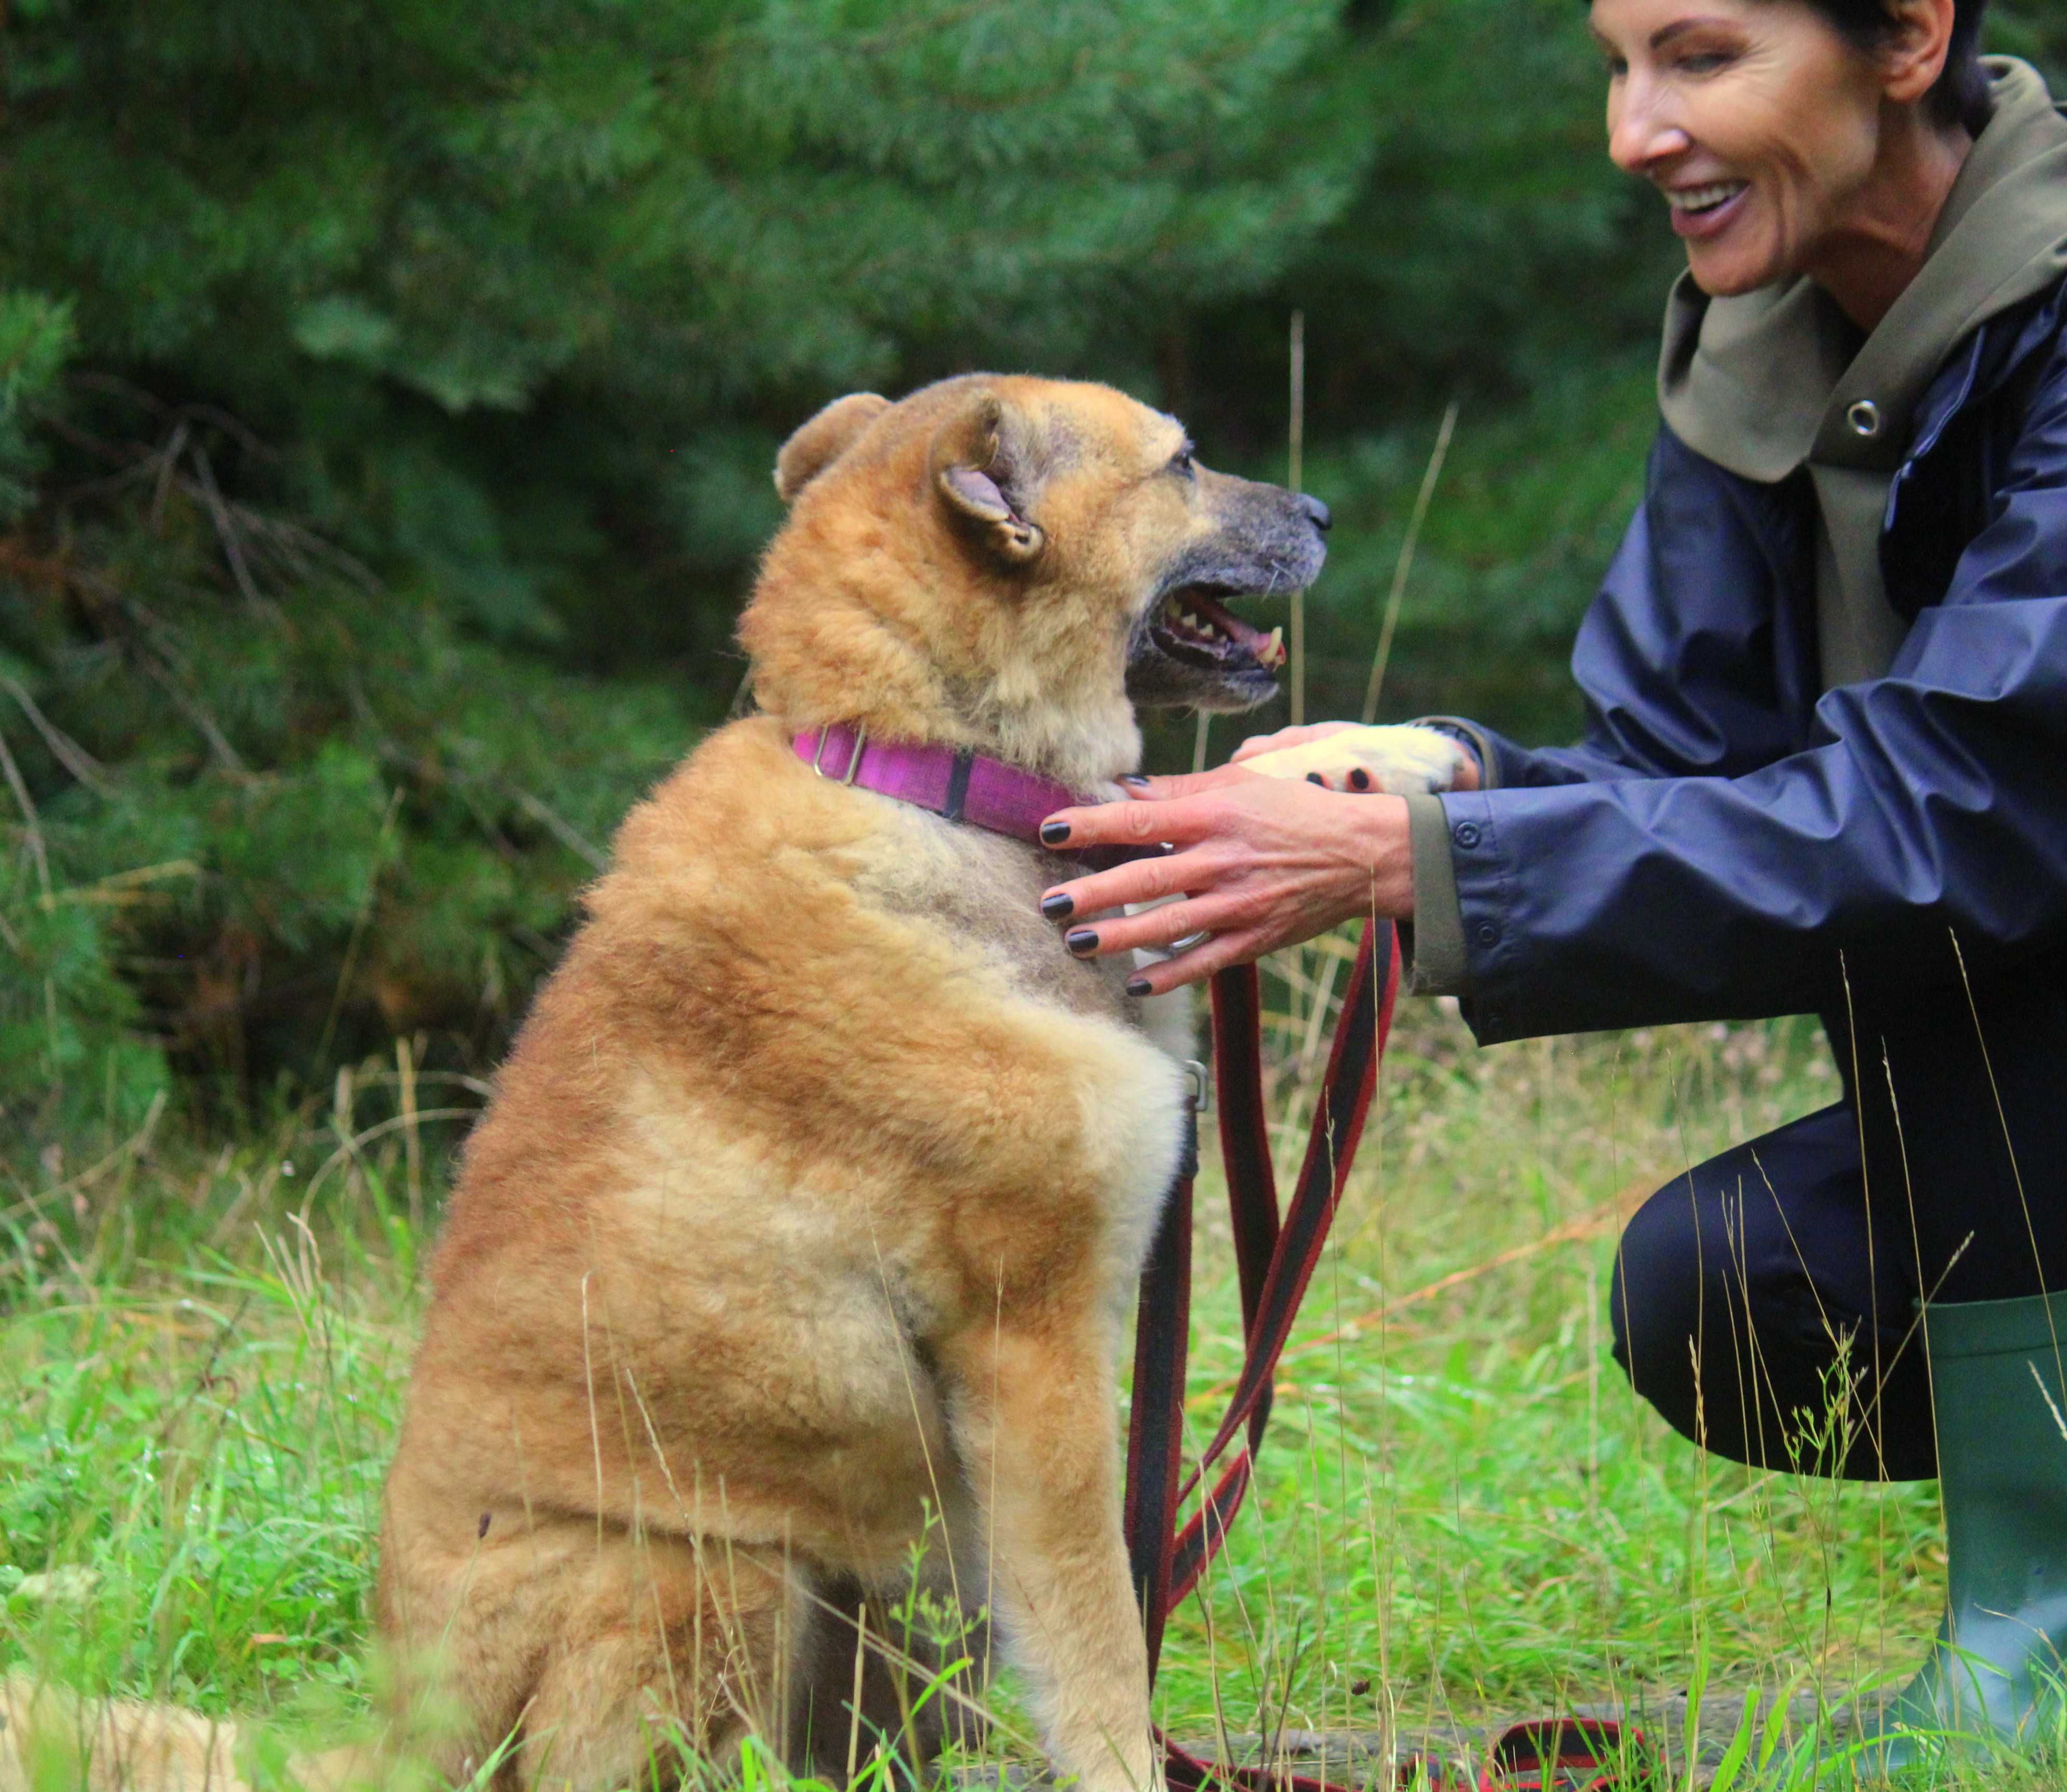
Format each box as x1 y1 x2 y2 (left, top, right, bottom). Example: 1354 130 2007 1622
1611 1100 2067 1481
1612 949 2067 1479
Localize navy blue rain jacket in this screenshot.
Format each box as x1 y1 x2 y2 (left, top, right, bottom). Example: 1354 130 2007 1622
1446 275 2067 1056
1442 274 2067 1237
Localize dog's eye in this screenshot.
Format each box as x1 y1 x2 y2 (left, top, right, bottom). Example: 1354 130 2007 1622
1169 447 1195 478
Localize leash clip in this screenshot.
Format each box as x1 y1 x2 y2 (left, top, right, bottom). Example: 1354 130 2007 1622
1181 1058 1210 1116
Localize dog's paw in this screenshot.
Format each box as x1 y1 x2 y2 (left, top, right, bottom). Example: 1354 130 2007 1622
1238 723 1470 794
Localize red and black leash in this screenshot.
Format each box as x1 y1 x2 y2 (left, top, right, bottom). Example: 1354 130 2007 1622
1122 921 1653 1792
1124 918 1414 1790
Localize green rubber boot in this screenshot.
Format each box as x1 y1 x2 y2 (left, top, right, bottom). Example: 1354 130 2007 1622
1862 1291 2067 1768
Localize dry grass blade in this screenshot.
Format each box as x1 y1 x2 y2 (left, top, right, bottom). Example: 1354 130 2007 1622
1362 401 1459 726
1288 310 1307 730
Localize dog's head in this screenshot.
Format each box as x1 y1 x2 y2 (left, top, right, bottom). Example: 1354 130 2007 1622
738 375 1328 788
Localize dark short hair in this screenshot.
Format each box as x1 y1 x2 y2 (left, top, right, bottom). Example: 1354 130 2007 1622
1807 0 1993 134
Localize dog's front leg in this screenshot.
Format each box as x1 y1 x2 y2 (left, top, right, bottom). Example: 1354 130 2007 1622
941 1320 1158 1792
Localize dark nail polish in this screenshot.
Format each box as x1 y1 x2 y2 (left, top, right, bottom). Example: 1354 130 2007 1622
1040 820 1071 845
1066 928 1099 956
1306 772 1325 786
1349 766 1371 791
1118 774 1150 787
1126 976 1152 998
1040 892 1074 921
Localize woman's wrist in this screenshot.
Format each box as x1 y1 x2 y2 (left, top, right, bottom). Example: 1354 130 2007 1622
1336 793 1415 923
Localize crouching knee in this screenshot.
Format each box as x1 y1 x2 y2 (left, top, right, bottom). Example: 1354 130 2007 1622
1605 1136 1928 1478
1609 1183 1714 1445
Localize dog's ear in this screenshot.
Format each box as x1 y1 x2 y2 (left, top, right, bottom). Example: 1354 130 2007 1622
929 391 1045 566
774 394 891 504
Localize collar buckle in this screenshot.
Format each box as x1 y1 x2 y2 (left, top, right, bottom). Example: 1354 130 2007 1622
811 724 869 785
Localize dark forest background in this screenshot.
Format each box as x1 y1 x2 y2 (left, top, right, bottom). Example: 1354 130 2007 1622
4 0 2063 1146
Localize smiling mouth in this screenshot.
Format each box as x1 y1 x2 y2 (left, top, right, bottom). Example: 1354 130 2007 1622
1667 179 1748 215
1148 586 1286 674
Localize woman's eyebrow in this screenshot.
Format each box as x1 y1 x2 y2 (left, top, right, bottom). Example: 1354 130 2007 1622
1650 16 1731 47
1591 17 1734 55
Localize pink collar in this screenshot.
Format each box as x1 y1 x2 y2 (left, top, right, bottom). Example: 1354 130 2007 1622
791 723 1162 867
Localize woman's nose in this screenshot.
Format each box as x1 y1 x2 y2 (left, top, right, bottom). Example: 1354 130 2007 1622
1607 78 1692 175
1298 493 1331 532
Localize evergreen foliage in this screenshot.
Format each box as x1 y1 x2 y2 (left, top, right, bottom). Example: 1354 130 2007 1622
3 0 2055 1141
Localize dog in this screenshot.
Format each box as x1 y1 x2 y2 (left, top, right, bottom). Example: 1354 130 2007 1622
0 376 1327 1792
372 375 1330 1790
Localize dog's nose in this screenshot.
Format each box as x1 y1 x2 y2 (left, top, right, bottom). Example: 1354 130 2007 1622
1298 494 1332 532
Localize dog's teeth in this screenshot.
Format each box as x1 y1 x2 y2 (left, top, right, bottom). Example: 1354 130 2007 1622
1265 626 1284 667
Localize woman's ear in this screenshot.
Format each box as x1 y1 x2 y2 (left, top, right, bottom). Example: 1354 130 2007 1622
928 390 1046 566
1877 0 1958 107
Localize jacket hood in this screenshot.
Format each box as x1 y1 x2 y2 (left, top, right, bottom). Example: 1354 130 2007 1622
1658 58 2067 484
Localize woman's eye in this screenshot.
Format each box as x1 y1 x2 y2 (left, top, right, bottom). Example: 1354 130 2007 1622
1678 49 1734 73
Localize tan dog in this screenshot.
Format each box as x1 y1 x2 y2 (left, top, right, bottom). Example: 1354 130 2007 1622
368 375 1328 1791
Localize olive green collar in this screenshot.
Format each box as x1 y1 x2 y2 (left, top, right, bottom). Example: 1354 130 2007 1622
1658 58 2067 484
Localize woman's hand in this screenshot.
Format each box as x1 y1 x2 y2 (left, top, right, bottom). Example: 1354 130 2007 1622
1036 767 1415 995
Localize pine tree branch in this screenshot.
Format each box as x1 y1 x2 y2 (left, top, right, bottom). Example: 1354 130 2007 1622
504 783 608 872
62 374 278 463
189 444 278 620
149 421 190 535
0 725 53 903
1 536 255 779
141 660 249 778
0 674 114 798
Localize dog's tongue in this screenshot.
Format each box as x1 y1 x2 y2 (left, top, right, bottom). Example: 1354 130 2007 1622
1186 591 1278 662
1182 591 1273 669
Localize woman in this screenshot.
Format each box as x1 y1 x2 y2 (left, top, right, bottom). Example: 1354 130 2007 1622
1039 0 2067 1756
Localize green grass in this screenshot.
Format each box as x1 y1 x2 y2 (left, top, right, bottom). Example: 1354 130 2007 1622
1 982 2058 1787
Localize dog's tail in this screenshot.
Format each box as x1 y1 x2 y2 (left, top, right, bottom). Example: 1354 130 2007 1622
0 1676 374 1791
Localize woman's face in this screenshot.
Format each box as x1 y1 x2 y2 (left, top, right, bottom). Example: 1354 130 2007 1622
1590 0 1897 297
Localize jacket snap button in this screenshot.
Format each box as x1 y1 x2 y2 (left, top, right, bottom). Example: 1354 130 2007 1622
1847 399 1881 438
1453 821 1481 848
1475 922 1498 946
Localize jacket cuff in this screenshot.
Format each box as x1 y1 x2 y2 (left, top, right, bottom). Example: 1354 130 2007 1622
1401 793 1470 995
1442 791 1520 1043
